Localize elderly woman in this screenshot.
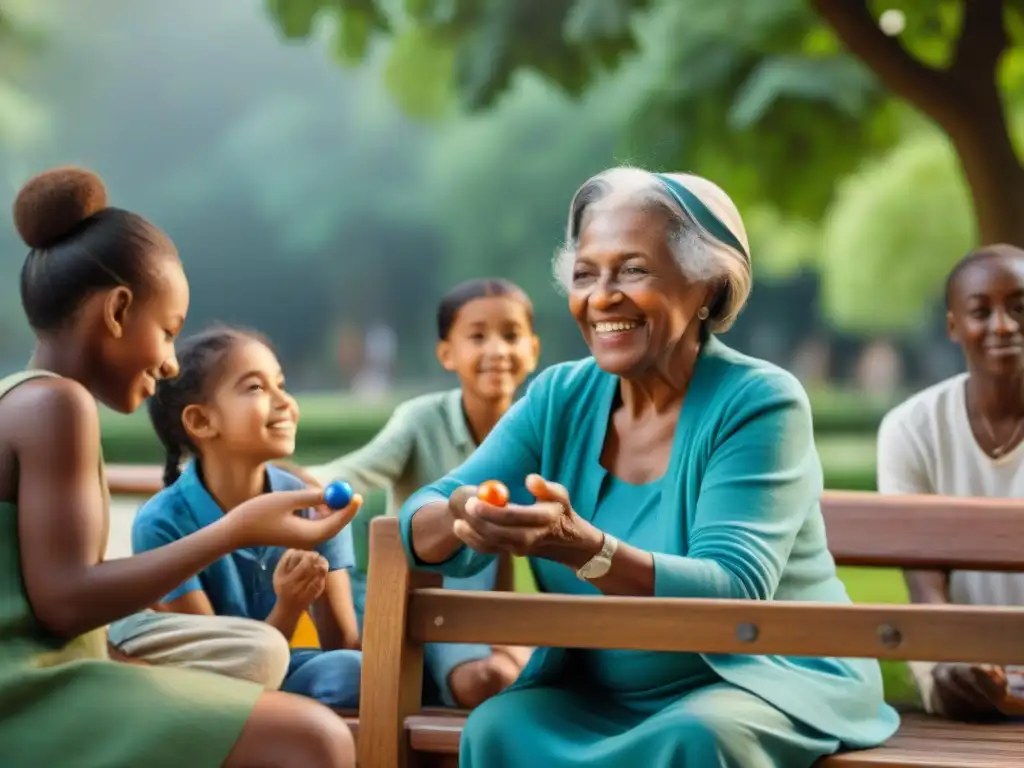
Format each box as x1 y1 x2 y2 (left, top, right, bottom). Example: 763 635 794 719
399 168 899 767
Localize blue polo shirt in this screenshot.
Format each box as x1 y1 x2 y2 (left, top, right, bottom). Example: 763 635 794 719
131 460 354 621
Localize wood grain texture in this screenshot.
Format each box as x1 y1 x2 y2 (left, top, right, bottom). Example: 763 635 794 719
408 590 1024 664
104 467 1024 573
823 491 1024 570
399 713 1024 767
357 519 439 768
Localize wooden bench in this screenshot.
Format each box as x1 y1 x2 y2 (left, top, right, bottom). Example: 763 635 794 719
357 494 1024 768
107 463 163 496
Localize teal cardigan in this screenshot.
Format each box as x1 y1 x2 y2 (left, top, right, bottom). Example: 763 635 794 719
398 337 899 748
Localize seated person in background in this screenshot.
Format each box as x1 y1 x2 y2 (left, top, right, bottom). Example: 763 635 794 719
401 167 898 768
302 278 539 708
111 326 363 709
878 243 1024 722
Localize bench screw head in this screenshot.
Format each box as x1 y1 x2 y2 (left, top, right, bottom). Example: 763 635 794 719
433 615 444 627
736 622 759 643
877 624 902 648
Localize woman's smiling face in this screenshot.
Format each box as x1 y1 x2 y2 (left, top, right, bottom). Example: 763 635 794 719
568 204 710 377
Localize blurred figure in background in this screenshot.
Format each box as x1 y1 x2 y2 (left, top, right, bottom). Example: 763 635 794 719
351 322 397 401
791 336 832 390
856 339 904 398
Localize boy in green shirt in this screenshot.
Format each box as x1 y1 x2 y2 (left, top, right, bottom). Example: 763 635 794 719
310 279 538 708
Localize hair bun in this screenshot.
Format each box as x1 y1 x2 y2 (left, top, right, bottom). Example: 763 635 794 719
13 166 109 250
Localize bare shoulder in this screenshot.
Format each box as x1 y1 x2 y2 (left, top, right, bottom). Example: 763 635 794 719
2 376 100 454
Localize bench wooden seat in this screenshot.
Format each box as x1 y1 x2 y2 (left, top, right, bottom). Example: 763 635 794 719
825 714 1024 767
395 712 1024 767
338 710 1024 767
337 713 1024 767
335 709 462 748
358 494 1024 768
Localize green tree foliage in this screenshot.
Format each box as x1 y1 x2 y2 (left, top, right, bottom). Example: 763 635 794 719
266 0 1024 333
267 1 1024 236
820 128 975 330
0 0 984 382
266 0 892 222
0 0 55 363
619 1 895 222
813 0 1024 246
0 0 50 153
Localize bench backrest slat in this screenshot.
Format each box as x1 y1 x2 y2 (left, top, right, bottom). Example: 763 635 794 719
105 466 1024 572
107 464 163 496
823 491 1024 570
358 522 437 767
102 467 1023 570
407 589 1024 664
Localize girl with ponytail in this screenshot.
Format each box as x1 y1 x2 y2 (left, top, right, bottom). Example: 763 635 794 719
121 326 363 709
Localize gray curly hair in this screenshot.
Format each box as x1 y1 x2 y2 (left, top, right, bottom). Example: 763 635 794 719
553 167 752 333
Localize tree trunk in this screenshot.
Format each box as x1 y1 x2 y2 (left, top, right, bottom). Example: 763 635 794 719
943 89 1024 246
814 0 1024 246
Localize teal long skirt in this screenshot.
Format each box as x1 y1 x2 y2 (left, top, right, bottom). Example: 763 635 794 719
459 680 841 768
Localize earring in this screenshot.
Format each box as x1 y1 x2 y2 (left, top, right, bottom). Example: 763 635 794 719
697 306 709 320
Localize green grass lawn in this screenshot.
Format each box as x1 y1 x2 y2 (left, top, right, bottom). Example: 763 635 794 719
512 559 919 705
816 435 878 471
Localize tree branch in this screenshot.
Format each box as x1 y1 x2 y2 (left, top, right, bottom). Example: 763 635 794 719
811 0 959 122
951 0 1007 82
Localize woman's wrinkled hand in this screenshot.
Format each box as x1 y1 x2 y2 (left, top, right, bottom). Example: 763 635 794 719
449 474 600 562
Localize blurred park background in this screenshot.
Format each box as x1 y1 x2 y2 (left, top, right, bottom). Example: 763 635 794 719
5 0 1024 703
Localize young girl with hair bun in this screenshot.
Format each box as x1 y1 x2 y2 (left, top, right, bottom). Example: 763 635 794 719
0 166 359 767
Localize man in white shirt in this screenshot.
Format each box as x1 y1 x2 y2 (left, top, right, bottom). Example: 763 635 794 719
877 244 1024 721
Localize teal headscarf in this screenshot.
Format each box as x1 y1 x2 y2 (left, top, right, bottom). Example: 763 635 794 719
651 172 748 263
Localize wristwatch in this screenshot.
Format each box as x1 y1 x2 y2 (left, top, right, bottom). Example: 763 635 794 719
576 533 618 581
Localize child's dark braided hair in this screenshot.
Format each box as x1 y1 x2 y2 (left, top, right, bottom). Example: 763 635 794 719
148 325 263 486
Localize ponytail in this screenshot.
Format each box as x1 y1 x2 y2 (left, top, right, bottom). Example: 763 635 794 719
162 445 183 487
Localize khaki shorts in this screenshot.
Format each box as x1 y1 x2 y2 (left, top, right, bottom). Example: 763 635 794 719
108 611 290 690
